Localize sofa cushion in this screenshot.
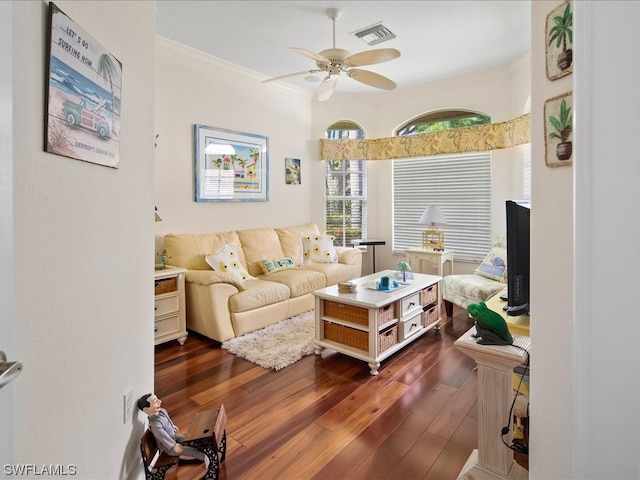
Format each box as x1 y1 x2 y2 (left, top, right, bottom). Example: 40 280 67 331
237 227 285 277
301 234 337 264
256 268 326 297
206 244 255 284
228 279 290 313
259 257 297 275
275 223 320 265
475 245 508 282
300 262 358 286
165 231 246 271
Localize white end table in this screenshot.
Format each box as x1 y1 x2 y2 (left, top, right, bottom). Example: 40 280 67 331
405 248 453 308
405 248 454 278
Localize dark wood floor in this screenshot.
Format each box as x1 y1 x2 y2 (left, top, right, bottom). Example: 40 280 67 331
154 305 503 480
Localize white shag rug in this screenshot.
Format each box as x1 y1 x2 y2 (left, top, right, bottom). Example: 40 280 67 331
221 310 315 371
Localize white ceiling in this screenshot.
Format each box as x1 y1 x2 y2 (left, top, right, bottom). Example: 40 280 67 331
155 1 531 96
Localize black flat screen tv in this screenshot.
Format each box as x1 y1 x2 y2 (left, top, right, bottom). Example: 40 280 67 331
505 200 531 316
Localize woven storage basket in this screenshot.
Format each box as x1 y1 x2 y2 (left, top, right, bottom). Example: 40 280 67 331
422 305 439 327
155 277 177 295
323 322 368 351
377 303 395 326
421 284 438 305
324 300 368 326
324 300 396 327
378 325 398 353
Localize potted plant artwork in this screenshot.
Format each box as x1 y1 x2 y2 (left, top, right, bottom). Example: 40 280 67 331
548 2 573 72
548 97 573 161
545 1 573 80
395 261 412 282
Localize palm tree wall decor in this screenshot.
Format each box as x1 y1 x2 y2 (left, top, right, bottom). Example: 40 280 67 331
545 1 573 80
544 92 573 167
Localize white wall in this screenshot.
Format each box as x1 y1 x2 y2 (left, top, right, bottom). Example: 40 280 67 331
9 2 155 478
311 58 531 274
529 1 574 477
532 1 640 478
0 0 15 468
154 37 315 257
572 1 640 478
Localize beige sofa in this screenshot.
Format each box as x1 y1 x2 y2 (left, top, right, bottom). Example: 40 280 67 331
164 223 362 343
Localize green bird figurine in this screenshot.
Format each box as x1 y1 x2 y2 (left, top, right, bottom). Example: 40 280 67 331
467 302 514 345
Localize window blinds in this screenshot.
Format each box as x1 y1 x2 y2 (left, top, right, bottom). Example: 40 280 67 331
393 152 492 262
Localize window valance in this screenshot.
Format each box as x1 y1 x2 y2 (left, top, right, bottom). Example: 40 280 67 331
319 113 530 161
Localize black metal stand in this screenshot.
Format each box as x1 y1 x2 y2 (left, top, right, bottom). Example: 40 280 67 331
352 239 386 273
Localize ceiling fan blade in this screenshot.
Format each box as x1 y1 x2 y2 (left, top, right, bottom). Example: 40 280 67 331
347 69 397 90
262 69 321 83
291 47 330 64
317 75 338 101
346 48 401 67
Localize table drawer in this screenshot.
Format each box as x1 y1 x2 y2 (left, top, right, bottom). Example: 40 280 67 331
155 294 179 316
399 313 422 341
155 314 180 338
401 292 421 316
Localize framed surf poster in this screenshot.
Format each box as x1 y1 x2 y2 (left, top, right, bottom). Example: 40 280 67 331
45 3 122 168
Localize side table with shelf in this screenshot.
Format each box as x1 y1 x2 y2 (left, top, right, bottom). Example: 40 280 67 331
405 248 454 309
154 266 188 346
313 270 442 375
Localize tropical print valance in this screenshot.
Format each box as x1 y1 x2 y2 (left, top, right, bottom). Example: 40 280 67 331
319 113 530 161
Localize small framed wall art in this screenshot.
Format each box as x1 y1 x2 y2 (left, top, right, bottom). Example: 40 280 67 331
45 3 122 168
544 91 573 167
285 158 301 185
545 1 573 81
194 124 269 202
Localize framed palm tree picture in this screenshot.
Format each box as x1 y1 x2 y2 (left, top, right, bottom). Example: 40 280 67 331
194 125 269 202
544 92 573 167
45 3 122 168
546 1 573 81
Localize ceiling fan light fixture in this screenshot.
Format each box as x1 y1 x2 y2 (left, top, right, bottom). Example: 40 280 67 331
352 22 396 46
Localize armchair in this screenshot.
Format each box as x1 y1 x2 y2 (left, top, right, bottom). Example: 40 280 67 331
442 234 507 317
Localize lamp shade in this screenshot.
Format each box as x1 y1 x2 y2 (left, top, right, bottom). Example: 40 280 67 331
418 205 447 226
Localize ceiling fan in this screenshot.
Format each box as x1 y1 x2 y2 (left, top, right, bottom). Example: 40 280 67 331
262 8 401 101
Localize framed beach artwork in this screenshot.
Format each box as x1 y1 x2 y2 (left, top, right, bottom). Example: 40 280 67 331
45 3 122 168
285 158 301 185
194 125 269 202
544 91 573 167
546 1 573 81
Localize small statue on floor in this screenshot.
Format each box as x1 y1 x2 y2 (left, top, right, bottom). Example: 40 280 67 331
137 393 210 470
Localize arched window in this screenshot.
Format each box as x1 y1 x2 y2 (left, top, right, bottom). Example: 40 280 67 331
393 110 492 261
395 110 491 136
324 121 367 247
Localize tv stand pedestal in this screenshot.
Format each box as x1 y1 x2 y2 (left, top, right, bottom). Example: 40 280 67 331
455 328 530 480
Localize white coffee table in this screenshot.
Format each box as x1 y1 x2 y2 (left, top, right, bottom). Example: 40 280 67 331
313 269 442 375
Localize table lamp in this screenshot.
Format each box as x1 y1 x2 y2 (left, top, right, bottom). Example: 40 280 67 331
418 205 447 250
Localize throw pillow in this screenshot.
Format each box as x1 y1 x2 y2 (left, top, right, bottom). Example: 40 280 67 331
474 246 507 282
259 257 298 275
300 234 337 264
205 244 255 284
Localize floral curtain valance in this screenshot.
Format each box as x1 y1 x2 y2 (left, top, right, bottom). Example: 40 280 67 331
319 113 530 161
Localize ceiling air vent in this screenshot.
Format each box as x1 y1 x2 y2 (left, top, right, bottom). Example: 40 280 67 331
351 22 396 46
